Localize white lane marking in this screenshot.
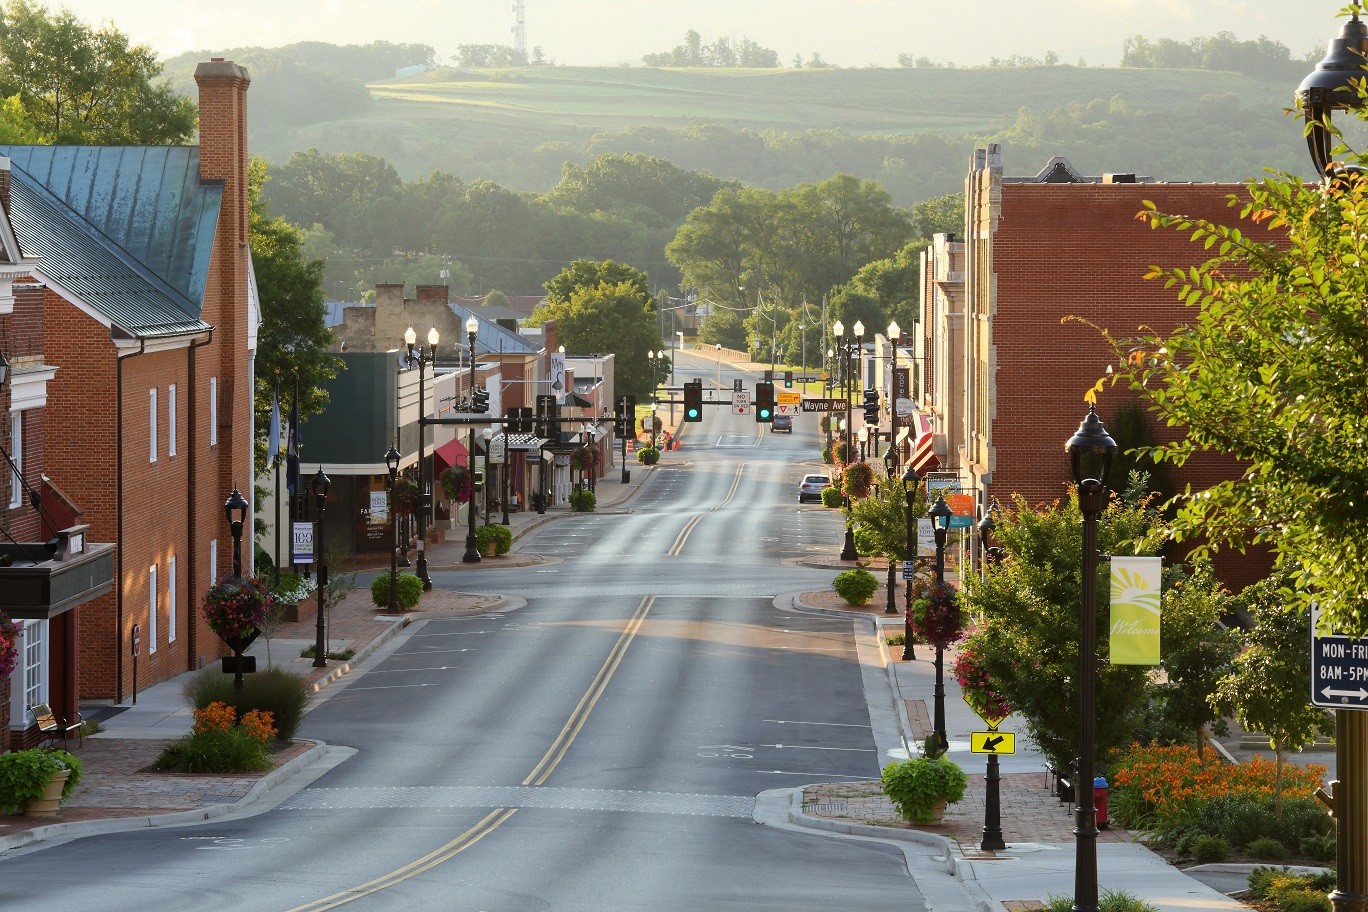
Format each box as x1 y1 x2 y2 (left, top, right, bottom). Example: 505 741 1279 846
757 770 872 779
339 682 439 691
763 719 872 728
362 665 462 675
760 744 876 752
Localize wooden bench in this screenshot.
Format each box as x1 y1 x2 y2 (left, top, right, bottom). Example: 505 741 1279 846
30 703 82 750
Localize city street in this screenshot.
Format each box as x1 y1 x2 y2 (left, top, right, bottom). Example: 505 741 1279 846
0 356 940 911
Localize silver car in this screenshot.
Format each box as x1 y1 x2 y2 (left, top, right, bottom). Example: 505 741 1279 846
798 474 831 503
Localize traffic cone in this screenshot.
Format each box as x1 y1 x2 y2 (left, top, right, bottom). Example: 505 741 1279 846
627 439 635 454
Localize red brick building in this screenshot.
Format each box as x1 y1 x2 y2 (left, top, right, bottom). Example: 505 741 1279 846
3 58 256 735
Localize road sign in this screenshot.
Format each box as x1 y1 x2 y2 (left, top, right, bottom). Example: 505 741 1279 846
970 731 1016 754
731 391 751 415
775 403 800 415
902 560 915 580
799 398 845 412
797 375 819 382
777 391 801 405
1312 603 1368 709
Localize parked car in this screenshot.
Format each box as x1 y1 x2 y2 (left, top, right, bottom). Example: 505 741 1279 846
771 415 793 432
798 474 831 503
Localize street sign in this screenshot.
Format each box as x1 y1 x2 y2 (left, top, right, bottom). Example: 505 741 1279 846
777 392 801 405
902 559 915 580
1312 603 1368 709
970 731 1016 754
797 375 818 382
775 403 800 415
800 398 845 412
732 391 751 415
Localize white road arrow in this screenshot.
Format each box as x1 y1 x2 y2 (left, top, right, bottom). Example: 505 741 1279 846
1321 686 1368 700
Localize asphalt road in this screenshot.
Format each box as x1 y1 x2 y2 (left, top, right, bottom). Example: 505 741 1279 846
0 355 933 911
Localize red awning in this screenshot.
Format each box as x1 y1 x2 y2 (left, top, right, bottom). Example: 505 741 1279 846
434 437 468 470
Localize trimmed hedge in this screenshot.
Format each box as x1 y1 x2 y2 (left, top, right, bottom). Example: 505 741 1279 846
371 572 424 610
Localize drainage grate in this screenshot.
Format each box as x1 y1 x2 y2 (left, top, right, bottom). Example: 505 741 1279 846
802 802 848 814
198 794 242 804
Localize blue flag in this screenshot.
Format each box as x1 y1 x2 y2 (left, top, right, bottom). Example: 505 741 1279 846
266 386 281 466
286 389 300 494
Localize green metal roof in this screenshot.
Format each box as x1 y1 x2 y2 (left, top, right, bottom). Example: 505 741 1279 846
0 146 221 337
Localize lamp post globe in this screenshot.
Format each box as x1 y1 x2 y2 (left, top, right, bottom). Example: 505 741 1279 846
1298 9 1368 175
1065 404 1116 912
310 468 330 668
223 486 249 578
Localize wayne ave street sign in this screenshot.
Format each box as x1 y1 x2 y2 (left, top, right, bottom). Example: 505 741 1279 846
1311 603 1368 709
800 398 845 412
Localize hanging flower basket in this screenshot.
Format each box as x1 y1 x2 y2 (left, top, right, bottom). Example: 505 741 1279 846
570 448 599 471
0 613 20 679
842 461 874 498
202 576 273 645
908 577 963 649
439 466 473 504
953 641 1013 724
391 475 419 515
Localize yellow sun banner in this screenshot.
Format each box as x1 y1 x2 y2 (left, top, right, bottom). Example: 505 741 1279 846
1109 556 1162 665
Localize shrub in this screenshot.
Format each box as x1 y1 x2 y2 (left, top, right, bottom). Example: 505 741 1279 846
156 727 271 773
0 749 83 812
1188 835 1229 864
182 666 310 742
371 572 423 610
1247 836 1290 861
475 523 513 553
1248 868 1335 901
833 567 878 605
569 488 597 512
1042 890 1157 912
636 446 660 465
1189 794 1330 851
880 756 968 822
1300 833 1336 863
885 631 906 646
269 572 316 604
300 644 355 661
820 486 843 508
853 526 880 555
1272 887 1332 912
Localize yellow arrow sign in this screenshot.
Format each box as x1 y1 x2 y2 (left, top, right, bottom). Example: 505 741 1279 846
970 731 1016 754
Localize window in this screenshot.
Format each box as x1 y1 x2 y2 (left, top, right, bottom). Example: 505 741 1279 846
21 620 46 714
8 411 20 508
167 555 177 643
148 564 158 654
209 538 218 588
209 377 218 447
168 384 177 457
149 388 158 463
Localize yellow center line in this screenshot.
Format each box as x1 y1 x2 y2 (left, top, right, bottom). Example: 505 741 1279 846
667 462 745 556
289 595 659 909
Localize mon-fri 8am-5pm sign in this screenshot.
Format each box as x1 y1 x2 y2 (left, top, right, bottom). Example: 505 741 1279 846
1312 602 1368 710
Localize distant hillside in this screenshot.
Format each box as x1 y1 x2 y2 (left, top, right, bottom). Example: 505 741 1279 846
167 49 1316 202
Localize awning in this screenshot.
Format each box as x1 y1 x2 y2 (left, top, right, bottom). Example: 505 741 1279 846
488 433 549 460
434 437 468 470
0 528 114 620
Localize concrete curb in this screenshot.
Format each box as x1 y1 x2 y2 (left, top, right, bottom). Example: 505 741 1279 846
0 739 329 853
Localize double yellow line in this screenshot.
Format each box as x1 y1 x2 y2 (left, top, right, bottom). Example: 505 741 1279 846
289 596 656 911
667 462 745 556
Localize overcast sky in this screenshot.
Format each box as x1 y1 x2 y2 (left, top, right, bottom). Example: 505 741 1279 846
47 0 1344 68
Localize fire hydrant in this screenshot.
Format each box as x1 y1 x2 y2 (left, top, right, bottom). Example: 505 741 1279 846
1093 776 1109 829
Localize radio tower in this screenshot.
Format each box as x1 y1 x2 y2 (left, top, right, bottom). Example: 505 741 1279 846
512 1 527 58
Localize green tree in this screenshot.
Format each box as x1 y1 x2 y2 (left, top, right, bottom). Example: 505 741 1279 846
0 0 195 143
540 258 653 309
1211 577 1331 815
961 485 1163 774
1112 160 1368 634
533 275 659 400
849 470 926 560
249 158 341 478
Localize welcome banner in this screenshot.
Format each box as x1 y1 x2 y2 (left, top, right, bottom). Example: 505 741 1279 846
1109 556 1162 665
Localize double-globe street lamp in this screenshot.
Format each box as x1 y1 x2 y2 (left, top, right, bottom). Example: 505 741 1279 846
1066 404 1116 912
976 503 1006 852
310 468 330 668
833 319 864 561
404 325 439 591
384 445 401 611
223 486 250 692
463 313 483 564
887 320 902 473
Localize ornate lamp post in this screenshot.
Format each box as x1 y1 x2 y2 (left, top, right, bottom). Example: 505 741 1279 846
463 314 482 563
928 493 954 754
887 320 902 472
384 445 401 610
311 468 330 668
1300 17 1368 910
405 325 439 591
884 449 899 615
834 319 864 560
975 503 1006 852
224 487 248 578
1066 405 1116 912
900 465 920 661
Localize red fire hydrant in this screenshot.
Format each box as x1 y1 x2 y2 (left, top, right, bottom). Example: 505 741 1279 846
1094 776 1109 829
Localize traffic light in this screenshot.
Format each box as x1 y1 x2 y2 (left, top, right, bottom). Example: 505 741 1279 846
862 389 880 425
535 394 557 437
755 381 774 423
784 370 793 388
507 406 532 434
614 395 636 437
471 387 489 413
683 380 703 422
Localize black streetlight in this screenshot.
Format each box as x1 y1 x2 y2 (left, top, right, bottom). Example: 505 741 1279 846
884 449 898 615
1066 404 1116 912
825 347 835 452
975 503 1006 853
405 325 439 591
1300 18 1368 911
463 313 483 564
928 493 954 754
834 318 864 561
900 465 920 661
224 486 248 578
385 445 401 610
887 320 902 473
311 468 330 668
1298 7 1368 175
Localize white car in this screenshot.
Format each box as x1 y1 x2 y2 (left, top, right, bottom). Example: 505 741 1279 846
798 474 832 503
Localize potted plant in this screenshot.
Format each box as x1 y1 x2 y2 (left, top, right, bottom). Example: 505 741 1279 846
842 461 874 498
908 577 964 649
475 524 512 557
637 446 660 466
570 448 599 472
954 639 1013 726
0 748 83 817
439 465 473 504
269 572 317 624
0 613 18 680
391 475 420 515
880 738 968 824
202 575 274 651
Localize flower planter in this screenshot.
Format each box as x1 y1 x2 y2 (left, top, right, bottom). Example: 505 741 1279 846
24 768 69 817
280 600 316 624
482 542 498 558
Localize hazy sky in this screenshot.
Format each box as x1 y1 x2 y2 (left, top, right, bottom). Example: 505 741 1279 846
43 0 1347 68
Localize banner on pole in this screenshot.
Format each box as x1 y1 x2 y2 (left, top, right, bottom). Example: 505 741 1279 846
1109 556 1162 665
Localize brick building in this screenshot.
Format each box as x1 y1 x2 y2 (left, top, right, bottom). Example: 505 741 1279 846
919 147 1259 584
2 58 256 725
